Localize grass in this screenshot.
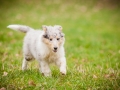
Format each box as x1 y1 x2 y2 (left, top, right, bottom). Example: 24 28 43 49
0 0 120 90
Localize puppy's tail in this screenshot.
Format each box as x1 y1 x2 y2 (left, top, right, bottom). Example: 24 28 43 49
7 25 34 33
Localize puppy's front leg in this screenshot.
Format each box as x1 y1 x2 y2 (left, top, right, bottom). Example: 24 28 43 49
56 57 67 75
39 60 51 77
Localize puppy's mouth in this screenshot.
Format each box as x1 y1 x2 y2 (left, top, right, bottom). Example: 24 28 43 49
53 50 57 52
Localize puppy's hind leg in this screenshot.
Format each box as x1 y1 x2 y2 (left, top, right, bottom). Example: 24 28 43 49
22 55 33 71
22 44 33 70
22 58 28 71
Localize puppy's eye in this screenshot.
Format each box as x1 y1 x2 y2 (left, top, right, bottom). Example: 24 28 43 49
57 38 60 40
50 38 52 41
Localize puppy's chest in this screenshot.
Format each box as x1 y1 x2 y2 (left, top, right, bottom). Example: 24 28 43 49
44 53 58 63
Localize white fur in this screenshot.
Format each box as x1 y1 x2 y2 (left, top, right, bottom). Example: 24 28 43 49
7 25 66 76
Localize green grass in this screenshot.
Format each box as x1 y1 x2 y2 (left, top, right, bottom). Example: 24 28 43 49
0 0 120 90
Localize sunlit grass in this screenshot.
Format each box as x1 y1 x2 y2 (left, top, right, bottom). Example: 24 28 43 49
0 0 120 90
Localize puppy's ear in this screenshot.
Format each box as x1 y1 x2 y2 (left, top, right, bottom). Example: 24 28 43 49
55 25 62 31
58 25 62 31
42 26 48 39
61 33 65 37
42 25 47 32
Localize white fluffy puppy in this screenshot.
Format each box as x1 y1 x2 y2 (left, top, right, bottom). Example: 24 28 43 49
7 25 66 76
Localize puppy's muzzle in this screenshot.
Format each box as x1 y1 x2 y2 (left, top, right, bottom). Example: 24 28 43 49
53 47 58 52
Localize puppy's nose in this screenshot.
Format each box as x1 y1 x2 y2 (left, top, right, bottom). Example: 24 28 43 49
54 47 58 50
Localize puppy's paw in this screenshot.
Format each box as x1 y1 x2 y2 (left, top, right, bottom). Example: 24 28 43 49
60 70 66 75
42 72 51 77
22 66 27 71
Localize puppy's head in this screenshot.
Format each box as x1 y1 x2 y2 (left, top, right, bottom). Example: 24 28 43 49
42 25 65 53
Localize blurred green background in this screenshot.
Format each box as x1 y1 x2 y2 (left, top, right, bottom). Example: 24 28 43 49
0 0 120 89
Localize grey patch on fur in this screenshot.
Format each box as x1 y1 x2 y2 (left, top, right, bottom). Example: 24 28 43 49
25 57 32 61
43 25 64 39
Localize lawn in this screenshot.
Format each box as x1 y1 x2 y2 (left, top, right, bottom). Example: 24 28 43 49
0 0 120 90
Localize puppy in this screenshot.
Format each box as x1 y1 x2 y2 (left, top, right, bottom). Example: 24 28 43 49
7 25 66 76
